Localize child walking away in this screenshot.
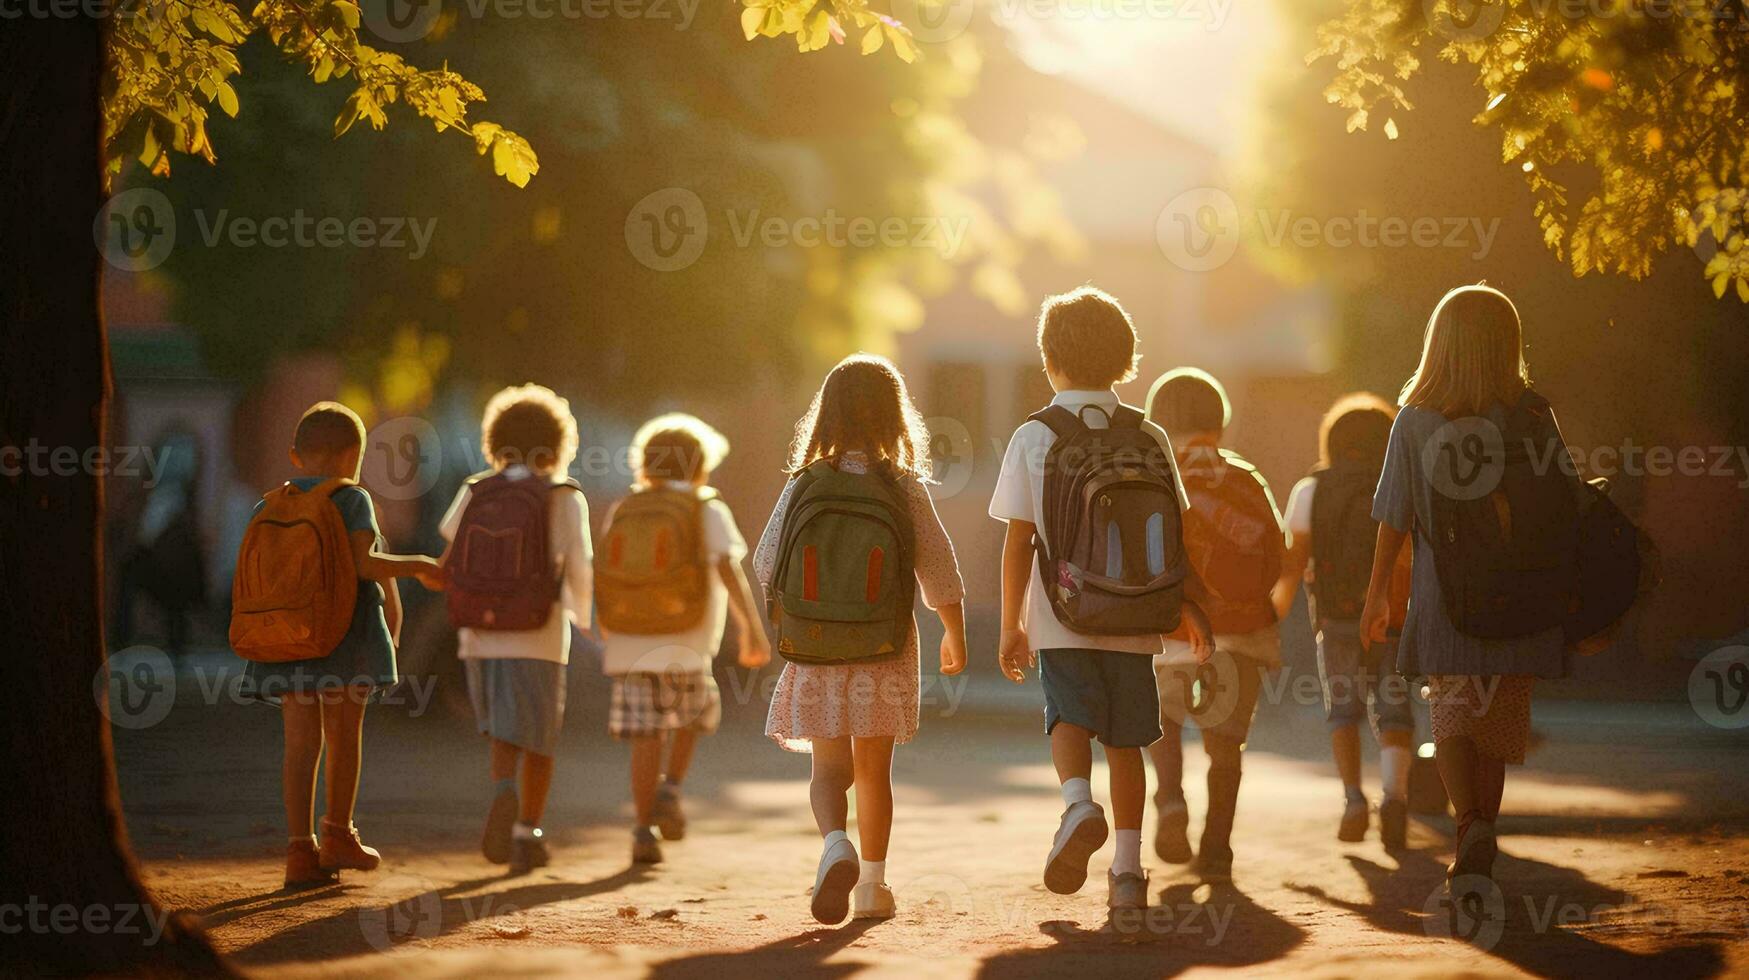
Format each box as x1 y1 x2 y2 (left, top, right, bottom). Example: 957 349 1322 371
991 288 1214 913
232 402 443 889
1276 394 1417 849
597 413 769 866
759 355 967 925
1144 368 1285 883
440 385 592 877
1359 284 1587 890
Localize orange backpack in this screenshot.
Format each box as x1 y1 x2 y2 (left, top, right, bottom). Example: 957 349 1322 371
1175 446 1284 635
595 486 713 635
229 479 359 662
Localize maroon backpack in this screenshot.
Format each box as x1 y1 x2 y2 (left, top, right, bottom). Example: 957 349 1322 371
447 471 580 631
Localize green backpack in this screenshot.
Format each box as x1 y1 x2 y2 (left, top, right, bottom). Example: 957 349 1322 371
769 459 916 665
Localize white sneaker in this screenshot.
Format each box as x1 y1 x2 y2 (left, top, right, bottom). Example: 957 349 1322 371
811 837 859 925
1044 800 1108 895
851 882 895 920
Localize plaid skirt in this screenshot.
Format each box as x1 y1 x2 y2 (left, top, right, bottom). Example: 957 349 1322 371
609 671 722 739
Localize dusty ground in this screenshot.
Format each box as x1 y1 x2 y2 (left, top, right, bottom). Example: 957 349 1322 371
114 650 1749 979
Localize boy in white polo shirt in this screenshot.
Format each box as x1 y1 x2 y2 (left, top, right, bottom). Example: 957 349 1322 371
597 413 769 866
990 286 1213 912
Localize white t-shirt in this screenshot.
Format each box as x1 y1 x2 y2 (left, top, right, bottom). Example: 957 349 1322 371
989 389 1190 656
599 482 749 676
1282 474 1317 542
438 466 593 665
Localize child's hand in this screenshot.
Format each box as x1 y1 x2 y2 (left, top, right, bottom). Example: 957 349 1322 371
939 632 967 676
1359 590 1390 652
998 628 1033 683
414 564 446 592
1180 602 1215 664
738 631 771 669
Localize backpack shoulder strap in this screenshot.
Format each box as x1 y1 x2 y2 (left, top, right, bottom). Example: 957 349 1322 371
1110 404 1145 429
1026 405 1085 442
551 478 583 494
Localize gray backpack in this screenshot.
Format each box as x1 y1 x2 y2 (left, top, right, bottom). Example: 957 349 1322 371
769 460 915 665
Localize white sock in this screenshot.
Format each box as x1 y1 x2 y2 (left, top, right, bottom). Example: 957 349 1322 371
823 829 850 849
1112 829 1142 876
1381 746 1411 801
858 859 885 886
1061 777 1093 807
513 822 540 840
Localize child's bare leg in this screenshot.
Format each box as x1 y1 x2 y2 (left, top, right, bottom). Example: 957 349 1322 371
1332 723 1363 790
519 751 554 826
1050 721 1094 784
318 686 369 825
281 693 324 837
630 735 663 827
665 728 700 786
809 737 854 837
1147 722 1185 804
1435 735 1480 820
850 737 895 862
1476 754 1506 822
1104 745 1145 832
490 738 521 784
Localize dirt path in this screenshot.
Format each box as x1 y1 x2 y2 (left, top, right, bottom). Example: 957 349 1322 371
115 658 1749 978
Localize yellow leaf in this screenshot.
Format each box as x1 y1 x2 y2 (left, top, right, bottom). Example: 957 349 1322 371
861 25 883 54
1714 273 1729 299
741 5 764 40
1383 117 1398 140
216 81 239 118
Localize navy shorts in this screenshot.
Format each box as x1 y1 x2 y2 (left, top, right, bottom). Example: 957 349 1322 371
1316 624 1415 735
1039 649 1163 748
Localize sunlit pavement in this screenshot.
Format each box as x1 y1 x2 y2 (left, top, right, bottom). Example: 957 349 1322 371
115 653 1749 979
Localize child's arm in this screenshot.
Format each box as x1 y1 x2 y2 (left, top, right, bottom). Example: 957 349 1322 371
383 578 404 645
1274 533 1309 622
937 601 967 676
350 531 444 591
1358 522 1408 649
718 557 770 668
997 519 1036 683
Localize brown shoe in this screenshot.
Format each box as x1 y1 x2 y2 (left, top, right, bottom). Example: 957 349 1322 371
285 838 338 890
319 817 382 872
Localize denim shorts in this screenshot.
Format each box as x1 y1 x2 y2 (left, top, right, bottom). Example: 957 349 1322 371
1039 649 1163 748
1316 623 1414 735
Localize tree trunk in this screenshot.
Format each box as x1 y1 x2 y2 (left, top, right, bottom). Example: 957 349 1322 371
0 17 226 976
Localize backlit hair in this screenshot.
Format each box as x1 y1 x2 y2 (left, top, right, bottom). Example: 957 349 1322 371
1400 284 1530 417
1145 366 1231 435
293 401 366 460
631 412 729 486
1036 286 1142 389
1318 392 1395 469
481 383 579 473
787 354 932 481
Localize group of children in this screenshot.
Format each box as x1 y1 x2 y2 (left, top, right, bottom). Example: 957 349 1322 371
231 280 1583 920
